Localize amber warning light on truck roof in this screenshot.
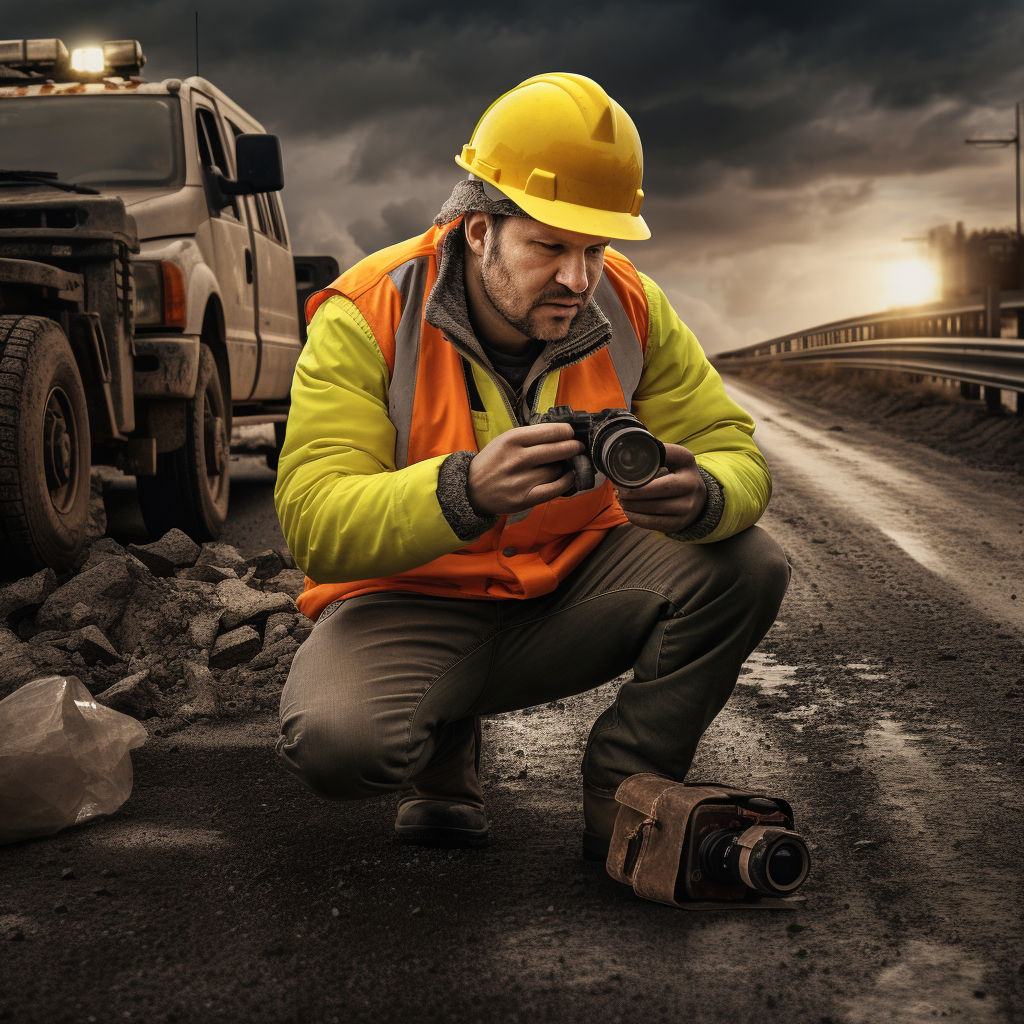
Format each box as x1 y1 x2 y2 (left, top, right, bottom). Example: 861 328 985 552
0 39 146 82
70 48 105 74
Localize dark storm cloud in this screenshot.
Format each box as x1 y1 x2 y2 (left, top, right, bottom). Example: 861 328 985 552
10 0 1024 193
348 196 436 254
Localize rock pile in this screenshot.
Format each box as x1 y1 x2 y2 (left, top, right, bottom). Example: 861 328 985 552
0 530 311 731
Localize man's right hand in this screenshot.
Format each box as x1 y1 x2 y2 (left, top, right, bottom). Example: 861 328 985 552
466 423 584 517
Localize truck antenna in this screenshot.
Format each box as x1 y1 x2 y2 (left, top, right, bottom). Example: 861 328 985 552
195 11 199 77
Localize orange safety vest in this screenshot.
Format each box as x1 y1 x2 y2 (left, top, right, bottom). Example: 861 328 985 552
297 219 650 619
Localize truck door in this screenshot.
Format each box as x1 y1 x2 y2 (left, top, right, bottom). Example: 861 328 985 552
192 99 257 398
245 189 301 400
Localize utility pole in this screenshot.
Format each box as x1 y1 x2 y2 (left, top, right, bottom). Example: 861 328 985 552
966 102 1021 286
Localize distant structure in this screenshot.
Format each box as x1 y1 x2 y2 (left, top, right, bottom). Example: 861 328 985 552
928 222 1020 298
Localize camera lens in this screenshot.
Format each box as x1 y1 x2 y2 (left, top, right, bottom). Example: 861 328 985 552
696 826 811 897
766 842 804 888
742 830 810 896
595 426 662 487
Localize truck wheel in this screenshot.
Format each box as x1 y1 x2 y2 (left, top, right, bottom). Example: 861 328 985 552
265 420 287 470
0 315 92 574
136 345 230 542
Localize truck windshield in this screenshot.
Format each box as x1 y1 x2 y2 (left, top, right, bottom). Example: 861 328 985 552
0 95 184 188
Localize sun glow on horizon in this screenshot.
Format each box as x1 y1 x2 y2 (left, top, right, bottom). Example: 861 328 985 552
882 257 939 308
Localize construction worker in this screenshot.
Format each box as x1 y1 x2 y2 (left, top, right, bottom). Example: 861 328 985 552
273 73 790 858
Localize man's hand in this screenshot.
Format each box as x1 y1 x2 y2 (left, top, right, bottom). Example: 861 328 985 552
614 443 707 533
467 423 583 516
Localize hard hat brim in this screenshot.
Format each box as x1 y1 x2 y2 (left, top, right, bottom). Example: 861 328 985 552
455 158 651 241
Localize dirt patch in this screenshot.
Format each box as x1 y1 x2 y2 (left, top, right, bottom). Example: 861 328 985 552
723 362 1024 474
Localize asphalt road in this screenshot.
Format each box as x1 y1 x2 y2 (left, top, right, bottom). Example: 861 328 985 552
2 385 1022 1024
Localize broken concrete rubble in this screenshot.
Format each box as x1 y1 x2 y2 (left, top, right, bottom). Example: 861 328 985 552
263 611 298 649
194 543 248 573
35 559 137 633
177 564 237 584
0 568 58 621
31 624 121 666
95 669 165 718
242 549 284 580
127 529 202 577
217 578 297 632
75 537 128 575
210 626 262 670
0 532 310 728
266 569 305 601
178 661 220 718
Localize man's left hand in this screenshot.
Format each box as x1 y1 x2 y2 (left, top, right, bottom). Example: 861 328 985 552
614 443 707 534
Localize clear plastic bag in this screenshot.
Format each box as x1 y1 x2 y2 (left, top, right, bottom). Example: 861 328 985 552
0 675 148 845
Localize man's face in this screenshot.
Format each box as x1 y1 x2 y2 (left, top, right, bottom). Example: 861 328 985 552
479 217 610 342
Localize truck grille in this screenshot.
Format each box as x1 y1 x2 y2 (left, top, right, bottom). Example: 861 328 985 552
0 207 79 230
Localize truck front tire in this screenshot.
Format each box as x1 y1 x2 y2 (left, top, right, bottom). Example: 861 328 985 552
0 315 92 575
136 345 229 542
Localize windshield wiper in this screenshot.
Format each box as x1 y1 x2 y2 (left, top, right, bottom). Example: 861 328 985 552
0 170 99 195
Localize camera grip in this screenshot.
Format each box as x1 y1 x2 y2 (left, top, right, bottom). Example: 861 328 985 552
571 453 595 492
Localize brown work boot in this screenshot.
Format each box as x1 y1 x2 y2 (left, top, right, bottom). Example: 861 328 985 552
394 718 488 846
582 780 621 862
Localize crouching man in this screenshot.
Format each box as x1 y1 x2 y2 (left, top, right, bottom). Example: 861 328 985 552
273 73 790 859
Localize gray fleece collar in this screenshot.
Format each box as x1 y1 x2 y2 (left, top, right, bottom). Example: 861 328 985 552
434 177 531 226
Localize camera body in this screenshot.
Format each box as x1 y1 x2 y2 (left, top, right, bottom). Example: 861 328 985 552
684 796 808 902
529 405 666 495
608 776 811 908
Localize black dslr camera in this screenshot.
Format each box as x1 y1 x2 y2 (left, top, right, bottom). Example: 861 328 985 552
529 406 666 496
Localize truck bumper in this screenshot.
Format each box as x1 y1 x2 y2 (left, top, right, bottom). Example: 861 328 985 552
133 335 200 398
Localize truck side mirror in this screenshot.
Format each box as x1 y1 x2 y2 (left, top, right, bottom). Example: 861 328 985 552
219 134 284 195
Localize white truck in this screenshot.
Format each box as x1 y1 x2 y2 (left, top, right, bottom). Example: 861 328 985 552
0 38 337 574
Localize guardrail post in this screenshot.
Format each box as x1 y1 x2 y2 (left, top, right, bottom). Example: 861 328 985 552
960 382 981 400
985 284 1002 337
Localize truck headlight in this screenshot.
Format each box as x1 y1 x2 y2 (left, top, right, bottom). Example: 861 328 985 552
134 261 186 330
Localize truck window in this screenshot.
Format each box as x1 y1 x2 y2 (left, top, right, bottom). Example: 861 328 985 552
267 193 288 247
0 95 184 188
252 192 270 236
224 115 286 246
195 107 238 220
250 191 286 247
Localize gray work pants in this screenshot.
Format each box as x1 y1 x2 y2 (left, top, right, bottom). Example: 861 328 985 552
276 523 790 800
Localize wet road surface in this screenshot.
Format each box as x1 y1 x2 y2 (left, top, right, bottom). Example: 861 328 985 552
2 382 1022 1023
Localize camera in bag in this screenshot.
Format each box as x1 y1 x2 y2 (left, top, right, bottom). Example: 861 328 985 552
606 775 811 909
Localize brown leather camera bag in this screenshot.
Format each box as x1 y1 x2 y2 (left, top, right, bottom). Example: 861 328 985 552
606 774 802 910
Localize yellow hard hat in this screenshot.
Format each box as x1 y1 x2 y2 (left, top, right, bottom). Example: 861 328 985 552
456 73 650 241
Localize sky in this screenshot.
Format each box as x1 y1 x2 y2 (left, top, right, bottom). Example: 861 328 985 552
9 1 1024 353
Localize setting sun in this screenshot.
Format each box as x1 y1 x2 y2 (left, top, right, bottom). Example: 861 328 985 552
883 257 939 307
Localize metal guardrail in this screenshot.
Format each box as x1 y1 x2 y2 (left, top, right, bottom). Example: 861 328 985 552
712 336 1024 392
711 290 1024 398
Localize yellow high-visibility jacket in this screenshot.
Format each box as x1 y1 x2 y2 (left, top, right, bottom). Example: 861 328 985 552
274 222 771 620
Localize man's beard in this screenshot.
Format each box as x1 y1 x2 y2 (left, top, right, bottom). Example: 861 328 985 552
480 236 586 341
